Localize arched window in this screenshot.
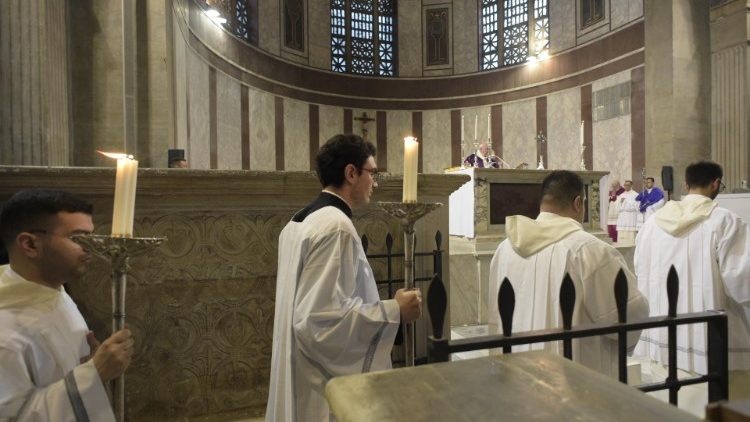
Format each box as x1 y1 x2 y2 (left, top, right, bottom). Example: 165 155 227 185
481 0 549 70
331 0 397 76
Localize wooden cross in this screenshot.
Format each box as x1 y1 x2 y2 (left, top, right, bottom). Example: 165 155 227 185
354 112 376 140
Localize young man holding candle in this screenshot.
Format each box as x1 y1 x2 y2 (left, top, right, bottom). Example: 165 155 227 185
0 189 134 421
266 134 423 422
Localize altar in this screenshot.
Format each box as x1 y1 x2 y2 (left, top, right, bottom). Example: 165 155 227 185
446 167 609 326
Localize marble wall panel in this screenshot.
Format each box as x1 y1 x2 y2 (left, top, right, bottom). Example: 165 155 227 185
318 104 343 146
174 21 188 152
187 51 210 169
502 99 537 167
259 0 280 56
611 0 644 30
216 71 242 170
547 88 582 170
386 111 412 174
422 110 452 174
307 0 330 70
249 88 276 171
452 0 478 74
284 99 310 170
593 114 631 182
591 69 632 181
398 2 421 77
592 68 631 91
550 0 576 54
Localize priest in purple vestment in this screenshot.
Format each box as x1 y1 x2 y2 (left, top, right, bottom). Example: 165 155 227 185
636 177 666 222
464 143 502 168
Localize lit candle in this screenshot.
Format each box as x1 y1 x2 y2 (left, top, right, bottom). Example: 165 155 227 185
474 115 478 140
487 113 491 139
100 151 139 237
403 136 419 203
461 115 465 142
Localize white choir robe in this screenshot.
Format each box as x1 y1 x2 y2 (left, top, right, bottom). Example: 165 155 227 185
489 212 649 378
616 190 640 233
0 265 114 422
634 194 750 374
266 203 400 422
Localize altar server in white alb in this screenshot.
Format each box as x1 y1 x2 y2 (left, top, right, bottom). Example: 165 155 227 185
489 171 649 378
616 180 640 246
266 134 423 422
634 161 750 399
0 189 134 421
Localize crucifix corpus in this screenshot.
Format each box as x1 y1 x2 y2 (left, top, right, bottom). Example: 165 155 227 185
354 112 376 140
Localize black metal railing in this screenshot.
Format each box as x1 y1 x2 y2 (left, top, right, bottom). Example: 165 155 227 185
426 266 729 405
363 230 443 299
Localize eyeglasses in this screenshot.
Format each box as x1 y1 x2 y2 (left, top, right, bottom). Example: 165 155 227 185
361 167 381 182
720 181 726 193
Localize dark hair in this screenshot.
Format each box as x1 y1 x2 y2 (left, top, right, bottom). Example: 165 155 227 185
316 134 376 188
645 177 655 183
685 160 723 188
541 171 585 208
0 189 93 248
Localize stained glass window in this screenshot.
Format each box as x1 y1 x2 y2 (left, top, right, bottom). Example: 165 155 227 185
200 0 255 44
480 0 550 70
330 0 397 76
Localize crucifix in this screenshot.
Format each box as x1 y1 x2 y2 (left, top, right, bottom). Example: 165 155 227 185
354 112 376 140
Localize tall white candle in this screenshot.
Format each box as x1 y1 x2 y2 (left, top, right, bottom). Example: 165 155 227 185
100 152 139 237
403 136 419 202
474 115 478 140
487 113 491 139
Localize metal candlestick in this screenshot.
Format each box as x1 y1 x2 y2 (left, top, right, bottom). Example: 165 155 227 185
377 201 442 366
72 234 166 422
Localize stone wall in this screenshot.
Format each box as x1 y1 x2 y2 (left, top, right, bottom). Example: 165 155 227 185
0 166 467 421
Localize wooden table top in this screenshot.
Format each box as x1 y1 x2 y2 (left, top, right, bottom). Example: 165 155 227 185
325 351 699 422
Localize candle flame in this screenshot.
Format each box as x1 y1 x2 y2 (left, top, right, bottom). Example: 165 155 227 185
404 136 418 143
98 151 134 160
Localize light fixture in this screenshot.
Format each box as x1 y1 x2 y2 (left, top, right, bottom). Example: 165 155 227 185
205 8 227 25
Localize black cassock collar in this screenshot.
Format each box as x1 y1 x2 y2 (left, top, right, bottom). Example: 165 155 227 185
292 191 353 222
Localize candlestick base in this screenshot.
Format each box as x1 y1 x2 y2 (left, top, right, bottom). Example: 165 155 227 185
72 234 166 422
377 201 442 367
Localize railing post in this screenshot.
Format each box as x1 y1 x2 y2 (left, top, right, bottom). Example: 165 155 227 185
559 274 576 360
613 268 629 384
666 266 680 405
427 273 448 362
498 278 515 354
706 311 729 402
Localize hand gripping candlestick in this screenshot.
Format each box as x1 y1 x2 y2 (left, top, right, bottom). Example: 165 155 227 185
72 234 165 422
377 202 442 366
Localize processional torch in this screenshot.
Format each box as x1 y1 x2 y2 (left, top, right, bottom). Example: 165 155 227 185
378 137 442 366
73 152 165 422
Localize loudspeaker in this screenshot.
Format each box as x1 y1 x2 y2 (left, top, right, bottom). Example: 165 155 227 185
661 166 674 192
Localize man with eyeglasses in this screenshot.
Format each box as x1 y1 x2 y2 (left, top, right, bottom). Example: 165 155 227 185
266 134 422 422
636 176 666 223
488 171 648 378
0 189 134 421
635 160 750 400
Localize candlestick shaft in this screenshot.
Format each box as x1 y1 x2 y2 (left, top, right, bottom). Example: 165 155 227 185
403 226 416 367
111 260 128 422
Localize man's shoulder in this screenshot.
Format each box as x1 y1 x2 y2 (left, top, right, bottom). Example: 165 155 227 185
295 207 357 238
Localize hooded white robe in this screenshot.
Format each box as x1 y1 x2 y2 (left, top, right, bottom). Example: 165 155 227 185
634 194 750 374
266 192 400 422
0 265 114 422
489 212 649 378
